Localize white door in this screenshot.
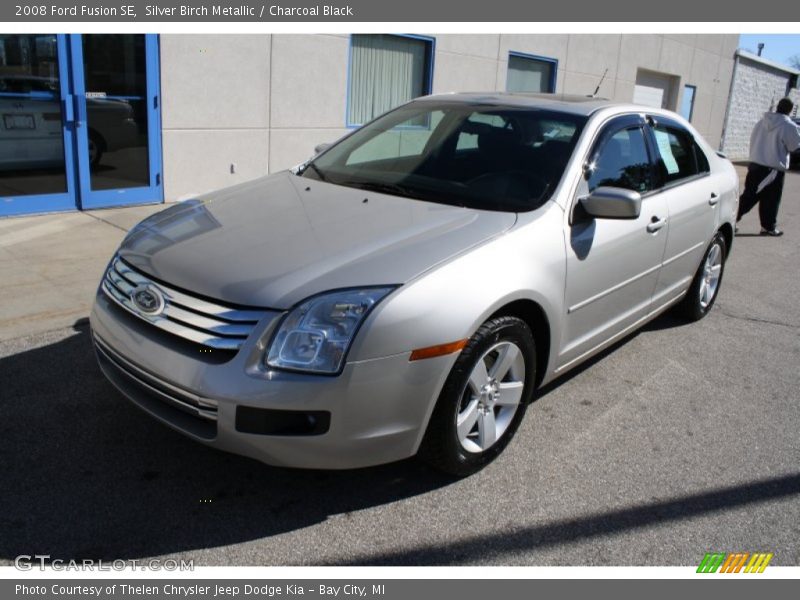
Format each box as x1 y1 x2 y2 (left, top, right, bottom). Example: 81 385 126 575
647 119 719 306
559 121 668 373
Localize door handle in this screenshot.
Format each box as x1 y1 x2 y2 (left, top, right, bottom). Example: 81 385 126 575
709 192 720 206
61 96 75 124
647 216 667 233
73 95 86 128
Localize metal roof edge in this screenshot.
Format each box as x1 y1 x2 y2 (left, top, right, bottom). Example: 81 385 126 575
735 49 800 77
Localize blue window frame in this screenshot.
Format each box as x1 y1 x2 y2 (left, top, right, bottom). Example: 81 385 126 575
680 84 697 122
70 34 163 210
346 34 435 128
0 35 78 216
0 33 162 217
506 51 558 94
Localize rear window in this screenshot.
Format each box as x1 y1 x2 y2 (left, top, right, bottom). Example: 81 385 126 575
652 124 709 185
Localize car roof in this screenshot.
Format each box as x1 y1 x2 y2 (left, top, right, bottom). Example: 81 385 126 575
415 92 624 116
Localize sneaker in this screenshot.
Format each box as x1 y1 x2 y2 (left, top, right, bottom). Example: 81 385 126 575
760 228 784 237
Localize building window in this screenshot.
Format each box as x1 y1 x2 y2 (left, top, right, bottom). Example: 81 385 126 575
506 52 557 93
680 85 697 122
347 34 434 127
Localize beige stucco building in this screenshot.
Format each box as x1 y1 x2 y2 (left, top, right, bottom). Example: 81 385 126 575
160 34 740 201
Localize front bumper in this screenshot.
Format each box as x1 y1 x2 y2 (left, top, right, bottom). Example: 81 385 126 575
90 290 454 469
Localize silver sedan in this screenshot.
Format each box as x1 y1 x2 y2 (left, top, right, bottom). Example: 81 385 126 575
91 93 738 476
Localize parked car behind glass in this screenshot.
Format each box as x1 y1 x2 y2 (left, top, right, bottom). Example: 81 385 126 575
0 75 139 170
91 93 738 476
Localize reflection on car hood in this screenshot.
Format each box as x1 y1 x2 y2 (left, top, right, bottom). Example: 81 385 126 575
119 172 517 308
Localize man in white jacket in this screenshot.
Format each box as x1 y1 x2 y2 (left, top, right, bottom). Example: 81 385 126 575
737 97 800 236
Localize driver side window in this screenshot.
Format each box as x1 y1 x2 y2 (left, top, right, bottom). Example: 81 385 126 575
587 126 653 194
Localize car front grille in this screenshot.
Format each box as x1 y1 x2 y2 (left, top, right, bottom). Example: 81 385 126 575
101 256 271 351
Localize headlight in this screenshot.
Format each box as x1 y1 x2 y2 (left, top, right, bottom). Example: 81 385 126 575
266 287 394 374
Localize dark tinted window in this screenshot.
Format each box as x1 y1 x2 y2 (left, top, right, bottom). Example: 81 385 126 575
652 124 708 184
587 126 653 193
82 34 146 97
695 141 710 173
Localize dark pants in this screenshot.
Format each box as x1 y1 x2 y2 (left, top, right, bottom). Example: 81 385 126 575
737 163 785 230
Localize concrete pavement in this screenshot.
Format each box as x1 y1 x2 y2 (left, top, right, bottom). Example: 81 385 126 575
0 170 798 566
0 203 166 341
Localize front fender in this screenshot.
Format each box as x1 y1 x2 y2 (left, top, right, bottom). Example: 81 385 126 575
349 203 566 383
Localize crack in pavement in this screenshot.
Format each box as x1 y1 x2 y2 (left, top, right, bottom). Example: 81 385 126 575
84 212 129 233
717 308 799 331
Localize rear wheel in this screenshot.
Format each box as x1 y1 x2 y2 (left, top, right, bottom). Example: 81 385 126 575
679 232 727 321
418 316 536 477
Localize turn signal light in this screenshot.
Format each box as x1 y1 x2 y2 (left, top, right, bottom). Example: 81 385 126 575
409 339 468 361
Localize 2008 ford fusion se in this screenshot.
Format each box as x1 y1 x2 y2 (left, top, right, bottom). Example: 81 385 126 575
91 93 738 476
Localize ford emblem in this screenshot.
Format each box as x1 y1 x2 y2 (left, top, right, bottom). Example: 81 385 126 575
130 284 165 315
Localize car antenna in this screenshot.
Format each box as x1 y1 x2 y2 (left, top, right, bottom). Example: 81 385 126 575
591 68 608 98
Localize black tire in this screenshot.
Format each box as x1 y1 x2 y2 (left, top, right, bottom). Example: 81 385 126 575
679 231 727 321
418 316 537 477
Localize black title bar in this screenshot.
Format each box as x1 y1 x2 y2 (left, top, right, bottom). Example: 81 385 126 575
1 0 791 22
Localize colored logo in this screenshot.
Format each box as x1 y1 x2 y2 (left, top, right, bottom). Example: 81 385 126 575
697 552 773 573
130 284 165 316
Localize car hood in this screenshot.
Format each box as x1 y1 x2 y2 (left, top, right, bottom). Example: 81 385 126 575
119 172 517 309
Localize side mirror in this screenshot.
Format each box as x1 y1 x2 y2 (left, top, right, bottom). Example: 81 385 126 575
580 186 642 219
314 142 332 155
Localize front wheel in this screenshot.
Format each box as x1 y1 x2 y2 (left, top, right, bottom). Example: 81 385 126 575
418 316 537 477
679 231 727 321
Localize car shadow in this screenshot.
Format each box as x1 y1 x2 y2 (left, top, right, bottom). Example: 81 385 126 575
0 308 696 564
336 471 800 565
534 309 689 399
0 322 455 562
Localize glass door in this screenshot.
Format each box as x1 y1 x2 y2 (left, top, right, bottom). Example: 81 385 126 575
70 34 162 209
0 34 78 216
0 33 162 217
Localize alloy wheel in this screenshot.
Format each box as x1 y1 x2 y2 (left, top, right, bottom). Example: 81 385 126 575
456 341 526 453
699 242 723 309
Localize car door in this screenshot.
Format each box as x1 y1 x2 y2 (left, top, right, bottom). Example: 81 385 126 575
645 117 718 307
558 115 669 373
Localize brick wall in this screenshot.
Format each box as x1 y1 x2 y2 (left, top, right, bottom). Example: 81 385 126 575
721 54 798 160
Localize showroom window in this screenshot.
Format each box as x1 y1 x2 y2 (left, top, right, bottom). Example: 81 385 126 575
680 85 697 122
347 34 434 127
506 52 557 93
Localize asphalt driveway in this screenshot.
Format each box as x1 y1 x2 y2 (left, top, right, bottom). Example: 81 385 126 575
0 173 798 566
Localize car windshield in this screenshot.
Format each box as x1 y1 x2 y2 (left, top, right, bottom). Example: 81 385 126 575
300 101 587 212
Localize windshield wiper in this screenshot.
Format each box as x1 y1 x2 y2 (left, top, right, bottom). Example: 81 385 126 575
340 180 422 199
